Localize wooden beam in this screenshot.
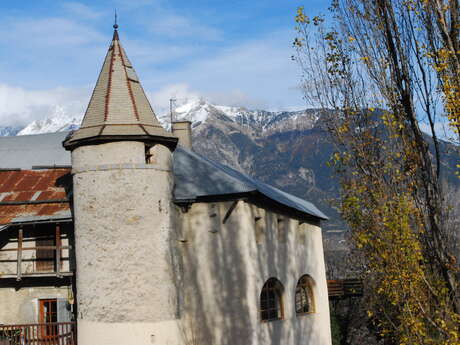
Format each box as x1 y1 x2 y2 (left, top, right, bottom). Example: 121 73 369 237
0 199 69 205
0 272 74 279
55 225 61 277
10 235 69 243
0 257 70 263
222 201 238 224
0 246 71 252
16 228 23 281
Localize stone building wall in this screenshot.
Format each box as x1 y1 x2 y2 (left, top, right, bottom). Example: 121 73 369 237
0 139 332 345
0 287 70 324
0 225 73 325
175 200 332 345
74 197 331 345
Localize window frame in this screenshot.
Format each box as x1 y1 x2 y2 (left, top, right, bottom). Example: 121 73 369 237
295 275 315 315
260 278 284 322
39 299 59 339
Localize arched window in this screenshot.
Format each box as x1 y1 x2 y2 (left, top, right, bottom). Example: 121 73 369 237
295 275 315 314
260 278 284 321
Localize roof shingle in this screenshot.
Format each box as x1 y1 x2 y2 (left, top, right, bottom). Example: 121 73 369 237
63 29 177 150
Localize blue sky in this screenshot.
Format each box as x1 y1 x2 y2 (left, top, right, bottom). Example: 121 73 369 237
0 0 329 127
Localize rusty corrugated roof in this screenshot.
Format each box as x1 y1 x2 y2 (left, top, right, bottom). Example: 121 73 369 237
0 169 72 225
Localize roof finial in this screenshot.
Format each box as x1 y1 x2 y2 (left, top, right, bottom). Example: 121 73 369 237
113 10 118 30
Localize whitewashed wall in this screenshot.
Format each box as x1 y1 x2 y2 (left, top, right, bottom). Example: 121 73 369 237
175 200 332 345
0 287 70 324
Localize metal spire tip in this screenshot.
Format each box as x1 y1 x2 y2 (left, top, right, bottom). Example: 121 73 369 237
113 10 118 29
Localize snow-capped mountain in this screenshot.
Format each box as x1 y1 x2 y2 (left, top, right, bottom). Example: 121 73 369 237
1 99 457 235
17 105 81 135
9 99 321 137
161 99 321 135
0 100 342 229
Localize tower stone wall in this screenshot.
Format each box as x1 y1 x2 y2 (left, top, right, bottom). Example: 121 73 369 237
71 142 182 345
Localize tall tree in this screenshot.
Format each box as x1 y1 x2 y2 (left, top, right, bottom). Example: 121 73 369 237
420 0 460 140
294 1 459 344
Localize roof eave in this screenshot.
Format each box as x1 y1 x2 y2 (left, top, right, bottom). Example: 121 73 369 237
63 134 178 151
174 191 328 222
0 217 73 228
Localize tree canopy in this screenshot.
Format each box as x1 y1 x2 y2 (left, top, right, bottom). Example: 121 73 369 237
294 1 459 344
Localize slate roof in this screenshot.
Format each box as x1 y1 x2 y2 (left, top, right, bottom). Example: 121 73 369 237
63 29 177 150
0 132 71 169
0 132 327 223
174 148 327 219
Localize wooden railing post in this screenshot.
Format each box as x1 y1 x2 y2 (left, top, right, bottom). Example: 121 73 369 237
0 322 76 345
16 228 23 281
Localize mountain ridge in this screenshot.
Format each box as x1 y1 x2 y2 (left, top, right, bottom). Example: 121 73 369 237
6 99 321 137
2 100 458 234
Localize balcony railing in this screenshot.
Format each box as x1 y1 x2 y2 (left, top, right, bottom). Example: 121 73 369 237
0 322 76 345
0 225 73 281
327 279 363 298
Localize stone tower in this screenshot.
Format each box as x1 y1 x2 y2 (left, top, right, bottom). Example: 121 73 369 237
64 27 180 345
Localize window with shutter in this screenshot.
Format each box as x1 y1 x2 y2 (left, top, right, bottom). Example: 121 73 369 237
57 298 72 322
36 238 55 272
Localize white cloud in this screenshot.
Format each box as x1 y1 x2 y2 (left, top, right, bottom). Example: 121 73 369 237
0 84 89 127
0 5 305 127
206 89 269 110
0 17 104 48
0 82 204 129
147 13 222 41
111 0 222 41
61 2 104 20
0 12 108 89
148 83 201 115
144 30 305 111
123 38 198 66
0 81 270 129
147 83 274 114
114 0 155 10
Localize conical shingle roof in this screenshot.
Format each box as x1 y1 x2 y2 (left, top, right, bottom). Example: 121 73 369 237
64 29 177 150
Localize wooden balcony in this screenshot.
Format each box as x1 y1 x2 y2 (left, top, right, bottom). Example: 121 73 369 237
327 279 363 298
0 322 76 345
0 224 74 283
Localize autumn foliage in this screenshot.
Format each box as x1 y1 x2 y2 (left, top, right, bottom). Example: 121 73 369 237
294 1 459 344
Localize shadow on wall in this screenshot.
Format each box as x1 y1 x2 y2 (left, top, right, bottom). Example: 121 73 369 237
170 200 252 345
168 196 319 345
253 207 316 345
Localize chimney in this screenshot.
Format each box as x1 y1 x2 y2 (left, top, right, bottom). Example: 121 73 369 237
172 121 192 149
